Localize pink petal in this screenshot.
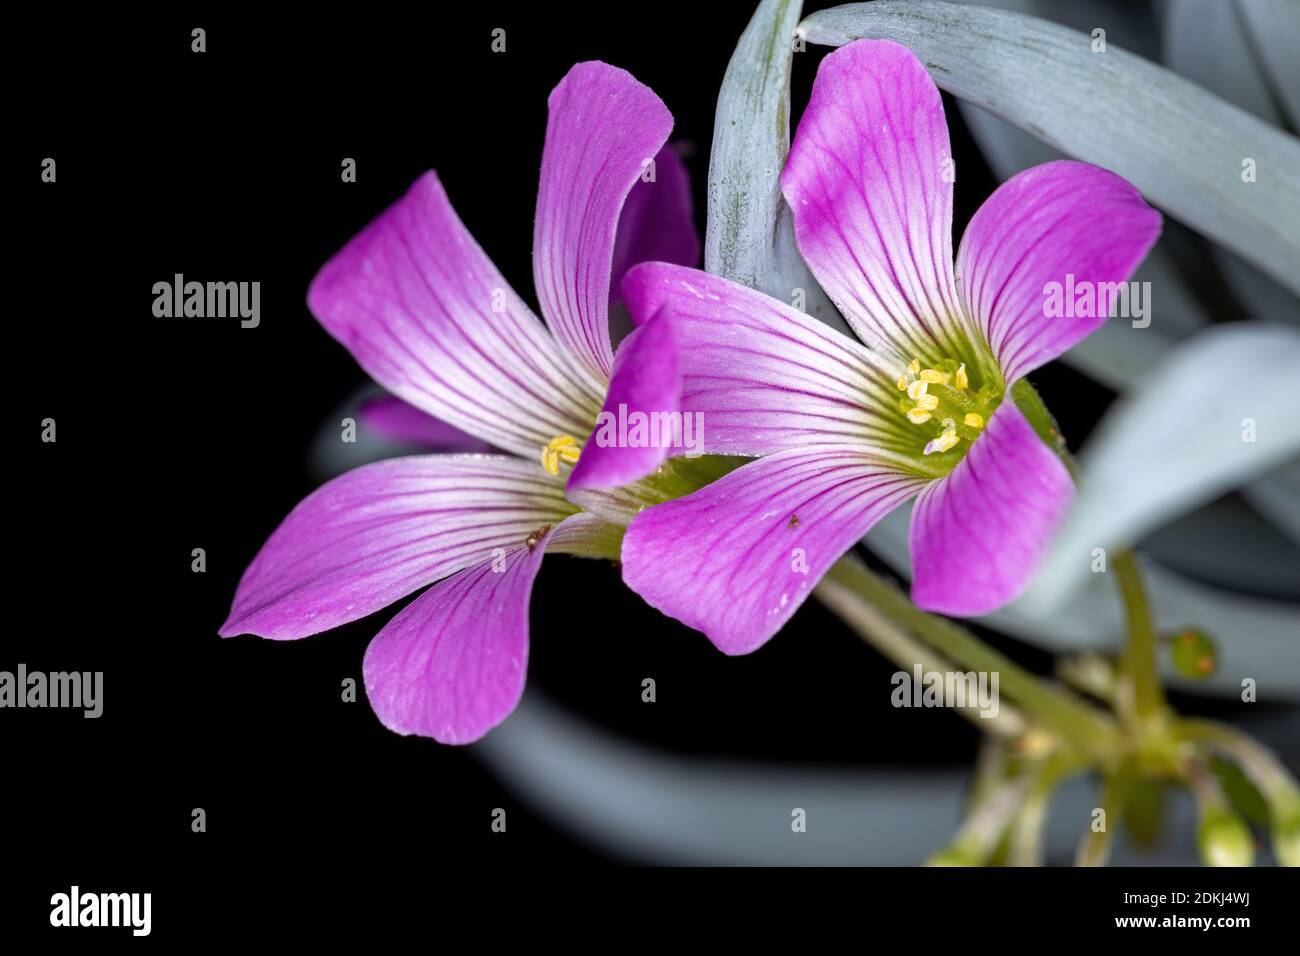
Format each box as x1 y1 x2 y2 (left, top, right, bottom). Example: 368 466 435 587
909 402 1074 616
308 171 604 459
956 160 1161 383
358 395 491 452
609 144 700 307
534 61 673 380
363 528 552 744
566 313 682 491
781 39 968 366
219 456 574 640
621 445 924 655
620 262 903 456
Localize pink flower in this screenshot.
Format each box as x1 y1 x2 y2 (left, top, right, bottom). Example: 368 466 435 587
618 40 1161 653
220 62 698 743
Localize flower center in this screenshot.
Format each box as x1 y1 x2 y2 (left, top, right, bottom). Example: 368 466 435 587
540 435 582 476
895 357 1001 459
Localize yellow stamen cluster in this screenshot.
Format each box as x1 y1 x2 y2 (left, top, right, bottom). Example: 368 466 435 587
896 357 987 457
895 358 922 391
540 435 581 476
924 419 960 455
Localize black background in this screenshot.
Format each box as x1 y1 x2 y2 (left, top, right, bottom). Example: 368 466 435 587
8 1 1293 937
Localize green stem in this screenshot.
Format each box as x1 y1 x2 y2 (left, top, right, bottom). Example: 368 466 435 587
814 562 1027 738
1176 718 1300 807
1113 551 1164 724
1076 760 1136 867
952 775 1034 862
819 553 1122 762
1009 754 1084 866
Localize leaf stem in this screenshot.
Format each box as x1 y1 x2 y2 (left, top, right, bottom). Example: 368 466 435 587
1112 550 1164 724
818 552 1123 763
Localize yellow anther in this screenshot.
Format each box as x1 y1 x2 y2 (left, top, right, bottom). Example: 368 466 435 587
900 357 989 455
924 429 960 456
540 435 582 476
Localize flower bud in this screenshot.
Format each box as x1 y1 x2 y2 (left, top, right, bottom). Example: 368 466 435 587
1169 628 1217 679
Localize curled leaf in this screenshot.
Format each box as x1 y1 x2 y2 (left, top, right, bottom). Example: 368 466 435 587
707 0 845 329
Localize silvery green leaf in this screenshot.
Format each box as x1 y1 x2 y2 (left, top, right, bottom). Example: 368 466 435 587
1006 560 1300 700
1063 283 1205 391
707 0 846 331
1141 494 1300 597
950 1 1281 371
954 76 1215 389
954 80 1217 383
1024 323 1300 609
1162 0 1283 127
475 688 1187 862
958 95 1296 410
801 0 1300 296
1213 251 1300 329
956 0 1164 60
955 9 1300 550
862 506 1300 699
1242 459 1300 544
1162 0 1300 329
1235 0 1300 127
480 687 967 864
478 687 1291 862
956 94 1056 175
